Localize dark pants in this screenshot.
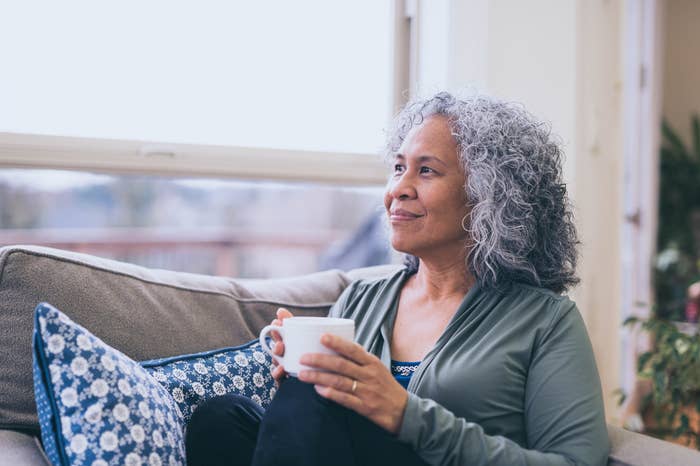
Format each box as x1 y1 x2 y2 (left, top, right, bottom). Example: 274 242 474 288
186 377 427 466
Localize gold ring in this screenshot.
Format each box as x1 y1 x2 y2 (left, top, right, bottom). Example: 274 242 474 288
351 379 358 393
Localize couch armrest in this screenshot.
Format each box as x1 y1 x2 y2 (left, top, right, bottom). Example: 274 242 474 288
0 430 49 466
607 424 700 465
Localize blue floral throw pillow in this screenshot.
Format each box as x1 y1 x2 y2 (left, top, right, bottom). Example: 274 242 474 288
141 341 276 424
32 303 186 466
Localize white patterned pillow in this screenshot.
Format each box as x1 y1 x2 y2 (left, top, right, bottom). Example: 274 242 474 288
141 341 276 424
32 303 186 466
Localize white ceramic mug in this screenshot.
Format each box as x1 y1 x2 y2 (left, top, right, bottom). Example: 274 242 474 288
259 317 355 376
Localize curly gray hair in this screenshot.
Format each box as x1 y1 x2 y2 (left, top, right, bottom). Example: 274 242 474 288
387 92 579 293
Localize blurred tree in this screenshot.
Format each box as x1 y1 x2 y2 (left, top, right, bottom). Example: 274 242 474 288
0 183 42 228
109 178 158 227
655 115 700 320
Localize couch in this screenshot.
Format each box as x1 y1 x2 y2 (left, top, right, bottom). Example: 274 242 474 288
1 245 699 466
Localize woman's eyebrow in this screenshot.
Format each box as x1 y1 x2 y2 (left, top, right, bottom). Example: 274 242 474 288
394 153 447 167
420 155 447 167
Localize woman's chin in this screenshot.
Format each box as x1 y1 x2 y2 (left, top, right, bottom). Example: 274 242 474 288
390 239 418 256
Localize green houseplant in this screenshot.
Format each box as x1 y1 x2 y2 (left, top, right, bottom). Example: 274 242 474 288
623 316 700 448
655 115 700 321
620 115 700 448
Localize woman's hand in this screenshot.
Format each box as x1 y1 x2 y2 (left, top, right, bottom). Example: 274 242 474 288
297 334 409 435
270 308 294 386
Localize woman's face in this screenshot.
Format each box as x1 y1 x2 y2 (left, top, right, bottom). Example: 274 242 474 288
384 115 470 261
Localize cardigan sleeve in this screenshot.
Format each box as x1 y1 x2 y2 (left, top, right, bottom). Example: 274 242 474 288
397 303 610 466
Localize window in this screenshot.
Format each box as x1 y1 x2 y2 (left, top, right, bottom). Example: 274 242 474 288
0 2 403 276
0 169 391 277
0 1 396 180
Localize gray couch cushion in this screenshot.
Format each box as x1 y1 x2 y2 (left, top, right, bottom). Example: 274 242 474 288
0 430 49 466
0 245 347 433
607 424 700 465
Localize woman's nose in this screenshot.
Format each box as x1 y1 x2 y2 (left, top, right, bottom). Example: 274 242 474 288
388 173 417 200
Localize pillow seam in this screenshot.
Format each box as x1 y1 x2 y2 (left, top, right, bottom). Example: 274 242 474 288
33 306 71 466
139 340 260 367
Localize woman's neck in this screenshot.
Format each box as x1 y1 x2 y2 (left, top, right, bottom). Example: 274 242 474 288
410 257 475 302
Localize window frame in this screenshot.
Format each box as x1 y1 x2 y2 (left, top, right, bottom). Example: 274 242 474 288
0 132 388 185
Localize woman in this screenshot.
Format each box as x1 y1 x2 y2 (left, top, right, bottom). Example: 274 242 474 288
186 92 610 465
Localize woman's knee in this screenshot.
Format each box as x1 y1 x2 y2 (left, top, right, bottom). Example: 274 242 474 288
186 394 264 466
188 394 262 433
272 377 334 407
253 379 356 466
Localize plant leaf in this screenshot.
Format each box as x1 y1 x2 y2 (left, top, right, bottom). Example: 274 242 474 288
673 424 686 438
612 388 627 406
663 119 689 159
693 113 700 159
623 316 639 326
654 371 667 400
638 351 653 373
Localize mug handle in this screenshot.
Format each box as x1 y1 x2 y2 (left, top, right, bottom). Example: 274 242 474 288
259 324 284 365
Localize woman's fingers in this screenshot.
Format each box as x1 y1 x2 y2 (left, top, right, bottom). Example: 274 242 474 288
298 335 373 379
313 385 364 413
272 364 285 379
298 370 356 393
271 320 282 342
320 334 373 365
299 353 363 379
268 308 294 390
271 364 287 386
271 308 293 342
300 339 409 434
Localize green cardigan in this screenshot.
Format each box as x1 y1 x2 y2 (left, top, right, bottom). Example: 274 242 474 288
329 268 609 466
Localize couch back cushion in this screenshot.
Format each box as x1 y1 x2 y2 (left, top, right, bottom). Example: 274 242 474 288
0 245 352 434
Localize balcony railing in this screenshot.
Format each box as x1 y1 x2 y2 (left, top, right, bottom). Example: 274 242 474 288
0 227 345 277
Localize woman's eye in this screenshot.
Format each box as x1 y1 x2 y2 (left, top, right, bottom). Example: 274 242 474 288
394 164 405 173
420 166 434 174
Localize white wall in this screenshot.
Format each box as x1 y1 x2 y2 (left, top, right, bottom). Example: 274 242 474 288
572 0 625 423
414 0 626 421
415 0 578 190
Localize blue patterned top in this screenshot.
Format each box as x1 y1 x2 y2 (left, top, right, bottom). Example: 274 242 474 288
391 360 421 389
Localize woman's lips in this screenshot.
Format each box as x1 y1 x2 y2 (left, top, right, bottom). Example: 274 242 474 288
389 209 423 221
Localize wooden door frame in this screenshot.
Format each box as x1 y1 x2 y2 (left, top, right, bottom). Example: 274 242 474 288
620 0 665 396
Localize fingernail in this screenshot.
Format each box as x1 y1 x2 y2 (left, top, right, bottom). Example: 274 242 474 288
314 385 323 395
321 334 331 344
